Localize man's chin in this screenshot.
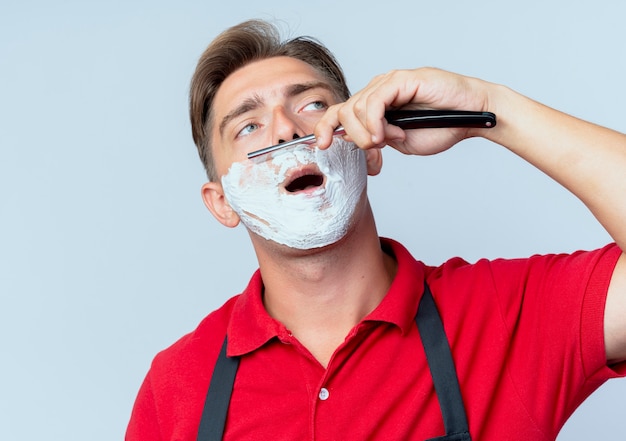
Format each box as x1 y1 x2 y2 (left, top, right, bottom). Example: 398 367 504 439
245 190 370 255
250 229 349 256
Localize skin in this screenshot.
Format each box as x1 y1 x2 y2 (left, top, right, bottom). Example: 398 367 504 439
201 57 393 367
202 56 625 367
314 67 626 365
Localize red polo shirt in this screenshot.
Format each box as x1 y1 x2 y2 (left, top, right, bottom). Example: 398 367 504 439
126 239 625 440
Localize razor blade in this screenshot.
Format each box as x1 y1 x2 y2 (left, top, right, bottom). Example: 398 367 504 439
247 110 496 159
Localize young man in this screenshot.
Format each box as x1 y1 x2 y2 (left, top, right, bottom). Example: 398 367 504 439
126 20 626 440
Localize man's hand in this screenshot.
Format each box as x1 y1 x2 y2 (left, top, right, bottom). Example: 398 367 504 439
314 67 495 155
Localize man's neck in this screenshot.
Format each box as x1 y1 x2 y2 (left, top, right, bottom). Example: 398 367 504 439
252 210 397 367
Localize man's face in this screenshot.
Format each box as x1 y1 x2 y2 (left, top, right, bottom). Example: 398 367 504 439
204 56 379 250
210 56 340 178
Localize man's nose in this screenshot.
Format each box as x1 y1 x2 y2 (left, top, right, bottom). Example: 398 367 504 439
272 108 305 145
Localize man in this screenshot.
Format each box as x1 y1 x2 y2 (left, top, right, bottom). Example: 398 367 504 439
127 19 626 440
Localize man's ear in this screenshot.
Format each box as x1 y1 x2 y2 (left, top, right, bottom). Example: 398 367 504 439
365 148 383 176
201 181 241 228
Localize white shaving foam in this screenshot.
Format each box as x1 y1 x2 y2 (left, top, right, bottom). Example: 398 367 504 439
221 138 367 249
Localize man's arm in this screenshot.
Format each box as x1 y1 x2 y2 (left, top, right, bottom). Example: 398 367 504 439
606 257 626 364
490 86 626 365
126 374 162 440
315 67 626 364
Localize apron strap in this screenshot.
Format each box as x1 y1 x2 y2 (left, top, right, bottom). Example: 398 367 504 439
196 337 239 441
416 283 471 439
197 282 470 440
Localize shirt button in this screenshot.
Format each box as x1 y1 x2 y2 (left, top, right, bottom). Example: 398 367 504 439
319 388 330 401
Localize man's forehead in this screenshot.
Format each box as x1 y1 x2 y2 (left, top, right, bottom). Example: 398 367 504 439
214 57 332 115
212 58 336 138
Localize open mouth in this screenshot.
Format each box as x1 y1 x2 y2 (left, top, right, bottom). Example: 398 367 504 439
283 166 325 193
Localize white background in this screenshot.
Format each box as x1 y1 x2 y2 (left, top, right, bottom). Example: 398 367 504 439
1 1 625 439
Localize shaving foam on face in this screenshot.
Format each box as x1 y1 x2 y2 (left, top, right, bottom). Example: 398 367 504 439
221 138 367 250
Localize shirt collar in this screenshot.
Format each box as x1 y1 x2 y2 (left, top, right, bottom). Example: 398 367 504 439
363 238 426 334
227 238 426 357
226 270 283 357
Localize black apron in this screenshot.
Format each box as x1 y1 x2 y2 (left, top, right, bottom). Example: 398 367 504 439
197 283 471 441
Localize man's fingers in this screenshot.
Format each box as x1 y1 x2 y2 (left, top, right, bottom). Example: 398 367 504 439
314 105 341 149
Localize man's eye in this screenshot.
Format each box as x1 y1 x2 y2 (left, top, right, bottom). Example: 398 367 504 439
302 101 327 111
237 123 259 137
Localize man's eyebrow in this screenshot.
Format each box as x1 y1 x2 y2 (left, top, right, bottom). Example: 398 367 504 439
219 95 263 136
218 81 334 136
285 81 334 97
